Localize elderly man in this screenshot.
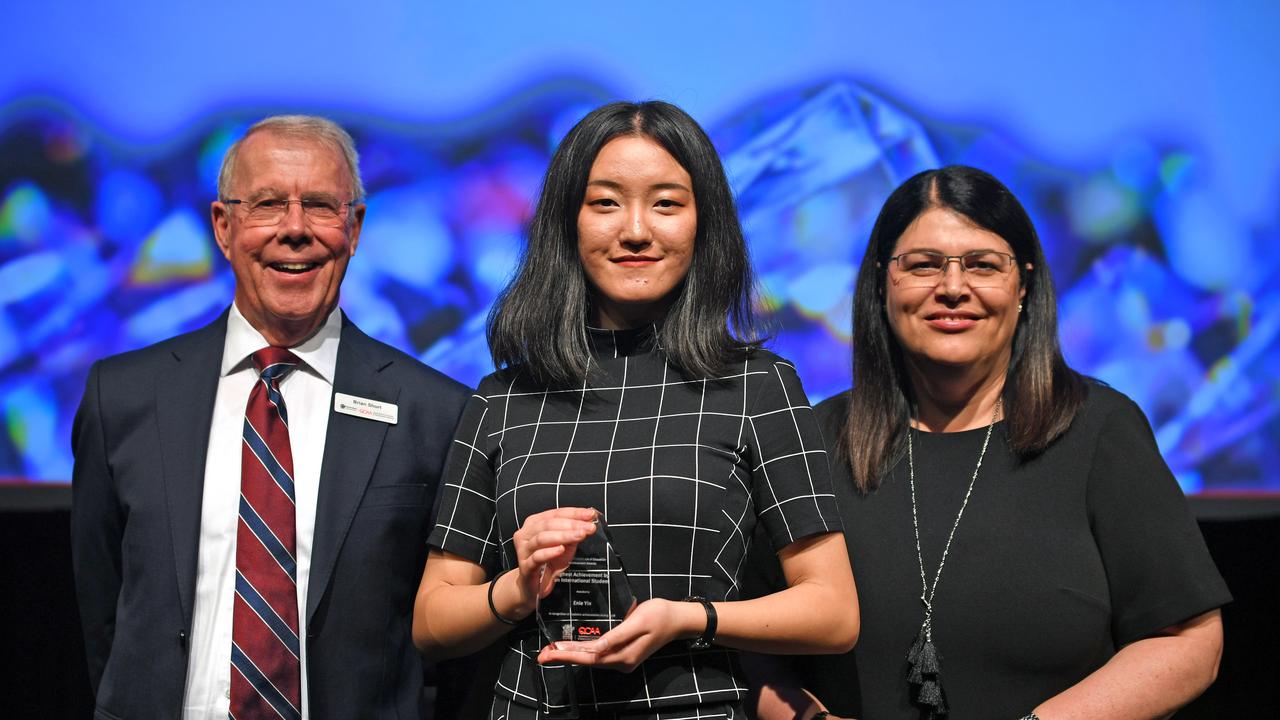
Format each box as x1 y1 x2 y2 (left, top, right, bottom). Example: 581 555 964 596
71 115 467 719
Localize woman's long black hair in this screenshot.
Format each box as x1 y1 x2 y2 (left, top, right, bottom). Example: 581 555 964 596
844 165 1086 491
488 100 761 387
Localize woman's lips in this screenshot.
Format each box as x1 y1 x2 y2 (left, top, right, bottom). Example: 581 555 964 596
611 256 660 268
925 313 980 331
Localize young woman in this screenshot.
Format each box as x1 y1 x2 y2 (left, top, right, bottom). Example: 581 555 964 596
414 101 857 719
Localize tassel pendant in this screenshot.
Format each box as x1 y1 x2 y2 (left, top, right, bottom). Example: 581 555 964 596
904 400 998 720
906 627 948 718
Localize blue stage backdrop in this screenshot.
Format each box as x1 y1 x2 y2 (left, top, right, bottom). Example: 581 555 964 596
1 2 1277 493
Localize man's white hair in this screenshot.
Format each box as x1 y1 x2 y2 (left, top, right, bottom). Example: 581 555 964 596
216 114 365 200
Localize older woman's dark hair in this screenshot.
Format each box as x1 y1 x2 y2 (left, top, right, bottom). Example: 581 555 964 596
488 100 760 387
844 165 1086 491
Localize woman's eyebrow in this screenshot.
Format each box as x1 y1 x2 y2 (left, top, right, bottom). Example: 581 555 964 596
585 179 691 192
650 182 691 192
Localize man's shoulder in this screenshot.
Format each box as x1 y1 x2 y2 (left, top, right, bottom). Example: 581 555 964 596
92 314 226 377
338 321 468 398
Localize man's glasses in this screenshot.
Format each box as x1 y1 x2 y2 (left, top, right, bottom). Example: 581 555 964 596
223 198 355 228
886 250 1018 288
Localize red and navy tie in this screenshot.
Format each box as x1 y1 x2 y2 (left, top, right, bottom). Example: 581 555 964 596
230 348 302 720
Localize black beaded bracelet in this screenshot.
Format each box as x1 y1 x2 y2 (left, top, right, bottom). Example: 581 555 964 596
683 596 717 649
487 569 519 626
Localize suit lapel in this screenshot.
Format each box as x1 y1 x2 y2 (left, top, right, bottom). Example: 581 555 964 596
156 312 226 626
307 318 399 621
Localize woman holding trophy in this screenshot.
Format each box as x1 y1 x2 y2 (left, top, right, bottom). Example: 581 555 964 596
413 100 857 719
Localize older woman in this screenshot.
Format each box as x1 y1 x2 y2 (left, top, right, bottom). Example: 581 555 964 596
751 165 1228 720
414 101 857 719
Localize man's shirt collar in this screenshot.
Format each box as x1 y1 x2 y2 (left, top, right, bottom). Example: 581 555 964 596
221 303 342 385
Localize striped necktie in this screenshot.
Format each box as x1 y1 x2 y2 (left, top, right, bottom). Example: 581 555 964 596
231 347 302 720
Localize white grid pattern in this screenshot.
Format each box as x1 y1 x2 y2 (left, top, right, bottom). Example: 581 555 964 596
428 326 838 715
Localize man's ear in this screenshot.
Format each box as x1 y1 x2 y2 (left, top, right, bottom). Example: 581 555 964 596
211 201 233 261
347 202 366 256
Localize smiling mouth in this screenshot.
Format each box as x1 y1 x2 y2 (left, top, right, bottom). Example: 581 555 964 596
270 261 321 274
923 313 983 332
612 255 660 265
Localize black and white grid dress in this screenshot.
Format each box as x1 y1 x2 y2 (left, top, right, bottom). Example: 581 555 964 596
428 325 841 719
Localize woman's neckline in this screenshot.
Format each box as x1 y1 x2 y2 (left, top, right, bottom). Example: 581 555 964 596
585 324 661 359
910 419 1005 437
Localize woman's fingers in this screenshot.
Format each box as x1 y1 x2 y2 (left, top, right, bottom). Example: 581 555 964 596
526 516 598 534
525 528 591 552
537 637 613 666
523 506 598 526
505 507 601 608
537 632 645 672
512 509 598 559
537 643 609 667
528 544 570 566
536 599 675 672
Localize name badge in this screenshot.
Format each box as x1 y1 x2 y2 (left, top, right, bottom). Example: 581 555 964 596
334 392 398 425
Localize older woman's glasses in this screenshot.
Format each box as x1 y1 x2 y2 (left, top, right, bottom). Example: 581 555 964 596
887 250 1017 288
224 198 355 228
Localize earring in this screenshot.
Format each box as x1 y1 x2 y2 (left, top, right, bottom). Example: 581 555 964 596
1018 303 1023 312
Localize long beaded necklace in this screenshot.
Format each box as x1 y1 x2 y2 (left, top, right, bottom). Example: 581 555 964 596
904 397 1002 720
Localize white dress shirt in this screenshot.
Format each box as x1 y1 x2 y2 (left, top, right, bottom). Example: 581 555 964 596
182 304 341 719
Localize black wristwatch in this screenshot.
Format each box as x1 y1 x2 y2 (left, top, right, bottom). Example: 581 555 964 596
683 596 717 649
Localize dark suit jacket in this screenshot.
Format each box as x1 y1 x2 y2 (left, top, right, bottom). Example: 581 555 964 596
71 310 468 719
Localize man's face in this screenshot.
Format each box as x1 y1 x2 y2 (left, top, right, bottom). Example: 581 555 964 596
211 130 364 346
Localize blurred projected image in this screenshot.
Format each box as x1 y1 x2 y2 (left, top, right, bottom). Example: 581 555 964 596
1 81 1276 492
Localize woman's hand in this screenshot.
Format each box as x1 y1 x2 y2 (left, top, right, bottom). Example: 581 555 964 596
535 597 702 672
414 508 597 661
508 506 599 615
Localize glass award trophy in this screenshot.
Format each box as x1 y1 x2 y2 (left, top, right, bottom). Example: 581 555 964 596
535 514 637 718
